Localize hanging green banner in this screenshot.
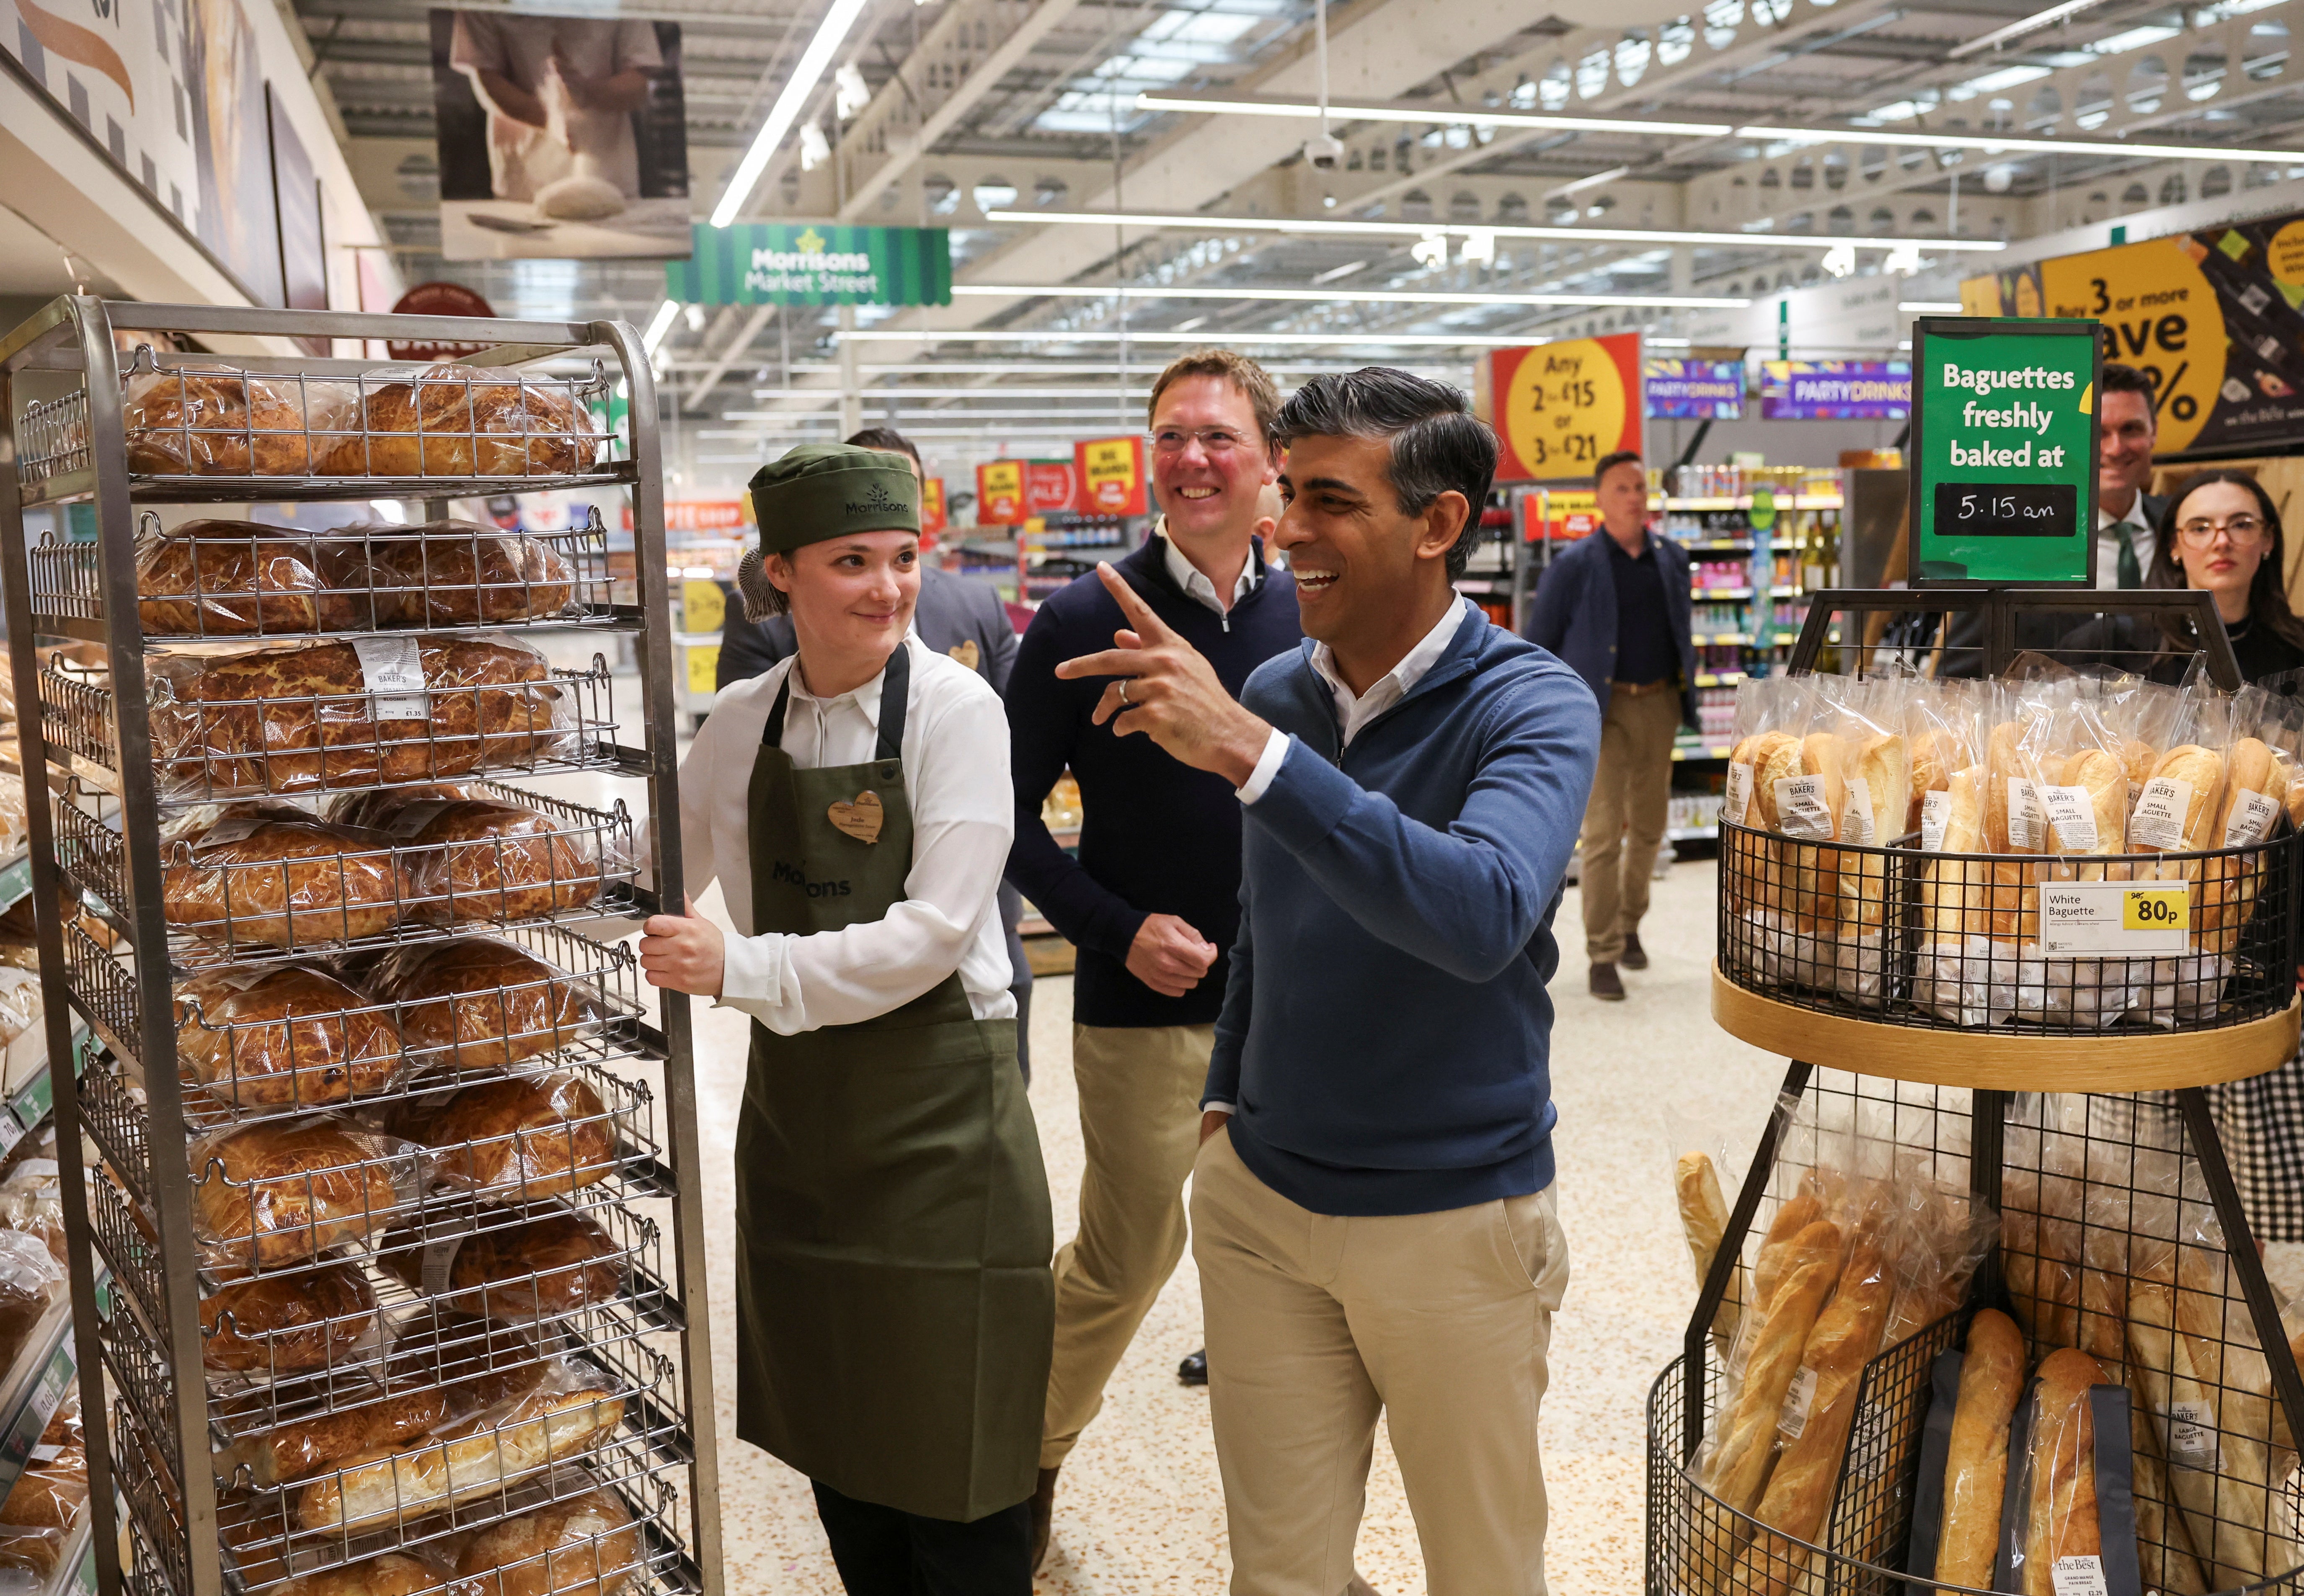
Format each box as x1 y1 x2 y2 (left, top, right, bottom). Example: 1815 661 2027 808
666 224 952 306
1910 316 2102 585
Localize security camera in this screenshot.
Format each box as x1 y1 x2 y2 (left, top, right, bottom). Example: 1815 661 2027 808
1303 134 1344 171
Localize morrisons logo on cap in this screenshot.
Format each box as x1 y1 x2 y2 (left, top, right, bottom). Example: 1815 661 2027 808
845 482 909 517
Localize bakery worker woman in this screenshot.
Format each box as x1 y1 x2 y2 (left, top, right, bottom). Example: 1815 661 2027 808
638 443 1055 1593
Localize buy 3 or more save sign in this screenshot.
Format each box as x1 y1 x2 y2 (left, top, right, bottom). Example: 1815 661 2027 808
1477 333 1643 482
1910 317 2101 585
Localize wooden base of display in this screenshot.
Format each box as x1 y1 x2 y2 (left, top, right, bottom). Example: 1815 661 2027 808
1710 963 2301 1090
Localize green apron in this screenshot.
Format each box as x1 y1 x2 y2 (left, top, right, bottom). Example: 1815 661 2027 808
733 642 1054 1522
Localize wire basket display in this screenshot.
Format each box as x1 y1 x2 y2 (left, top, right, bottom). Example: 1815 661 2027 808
0 296 718 1596
1717 819 2301 1033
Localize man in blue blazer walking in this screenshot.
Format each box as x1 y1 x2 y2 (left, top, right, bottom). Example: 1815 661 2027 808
1525 449 1697 1001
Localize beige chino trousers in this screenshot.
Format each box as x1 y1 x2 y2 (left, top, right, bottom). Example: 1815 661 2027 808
1579 683 1683 964
1190 1128 1571 1596
1040 1021 1214 1469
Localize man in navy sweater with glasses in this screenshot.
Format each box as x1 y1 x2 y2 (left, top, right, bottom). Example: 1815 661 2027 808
1056 367 1599 1596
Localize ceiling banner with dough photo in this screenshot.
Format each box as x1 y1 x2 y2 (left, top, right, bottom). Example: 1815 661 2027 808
1960 210 2304 459
431 7 692 262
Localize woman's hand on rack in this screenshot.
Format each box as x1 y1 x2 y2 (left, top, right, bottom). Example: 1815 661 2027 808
638 898 725 998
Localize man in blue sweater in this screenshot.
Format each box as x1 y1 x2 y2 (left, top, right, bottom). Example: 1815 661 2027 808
1056 368 1600 1595
1004 349 1301 1570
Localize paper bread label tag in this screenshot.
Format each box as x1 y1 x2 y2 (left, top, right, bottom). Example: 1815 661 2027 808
195 816 273 850
2042 785 2100 853
1843 776 1875 846
2131 776 2194 851
419 1234 466 1295
382 801 457 841
351 636 429 719
1921 790 1951 853
1724 762 1754 828
2051 1556 2108 1596
1777 1365 1819 1439
2166 1398 2220 1468
2006 778 2044 851
2226 788 2279 848
1773 776 1835 841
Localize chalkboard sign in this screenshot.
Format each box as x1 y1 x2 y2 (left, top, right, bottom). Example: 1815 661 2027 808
1911 317 2102 585
1930 481 2079 539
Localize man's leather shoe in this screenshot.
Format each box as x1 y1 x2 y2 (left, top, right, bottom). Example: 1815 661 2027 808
1030 1465 1059 1572
1620 931 1649 970
1590 962 1626 1000
1178 1347 1208 1385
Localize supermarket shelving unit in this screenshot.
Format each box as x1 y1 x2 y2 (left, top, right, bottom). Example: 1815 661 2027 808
0 297 721 1596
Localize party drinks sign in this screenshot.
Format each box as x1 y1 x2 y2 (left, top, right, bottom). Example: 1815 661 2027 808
1761 360 1912 419
1910 317 2102 585
1645 357 1745 420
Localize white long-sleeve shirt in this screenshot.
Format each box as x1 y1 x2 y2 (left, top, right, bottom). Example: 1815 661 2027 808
675 636 1018 1035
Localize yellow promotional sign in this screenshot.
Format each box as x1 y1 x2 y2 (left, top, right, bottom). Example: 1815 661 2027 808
685 645 720 695
1076 437 1148 515
2123 885 2190 933
978 460 1026 524
681 580 726 635
1483 332 1642 482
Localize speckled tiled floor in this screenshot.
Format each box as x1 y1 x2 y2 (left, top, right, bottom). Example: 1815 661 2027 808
677 859 1798 1594
673 855 2304 1594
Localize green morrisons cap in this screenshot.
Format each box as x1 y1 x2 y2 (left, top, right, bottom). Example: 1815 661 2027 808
746 443 920 554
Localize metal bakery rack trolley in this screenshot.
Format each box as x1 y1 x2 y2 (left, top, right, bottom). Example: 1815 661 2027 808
1651 587 2304 1596
0 298 722 1596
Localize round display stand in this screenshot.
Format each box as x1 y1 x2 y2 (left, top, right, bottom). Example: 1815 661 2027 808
1711 964 2301 1092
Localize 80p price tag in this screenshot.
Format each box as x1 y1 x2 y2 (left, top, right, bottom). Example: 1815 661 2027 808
2123 887 2190 932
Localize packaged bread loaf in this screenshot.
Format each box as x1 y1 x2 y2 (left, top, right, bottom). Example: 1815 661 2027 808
1674 1150 1744 1359
294 1366 625 1534
388 800 612 924
161 806 405 949
215 1348 546 1491
274 1554 453 1596
149 637 577 800
137 520 386 636
1932 1307 2025 1591
178 964 403 1110
190 1117 408 1267
200 1260 376 1374
323 785 480 830
2020 1348 2113 1596
391 1073 616 1203
365 521 577 624
453 1485 640 1596
379 1209 624 1323
0 1233 63 1363
320 366 596 480
369 938 603 1073
124 367 331 477
1701 1218 1843 1516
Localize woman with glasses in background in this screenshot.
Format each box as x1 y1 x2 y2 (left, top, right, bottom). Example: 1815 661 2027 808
2058 468 2304 684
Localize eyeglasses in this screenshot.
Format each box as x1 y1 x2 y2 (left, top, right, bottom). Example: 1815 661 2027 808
1150 427 1253 456
2177 514 2268 547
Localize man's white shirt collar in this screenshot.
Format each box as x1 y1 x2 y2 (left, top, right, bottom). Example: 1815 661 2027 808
1159 522 1257 615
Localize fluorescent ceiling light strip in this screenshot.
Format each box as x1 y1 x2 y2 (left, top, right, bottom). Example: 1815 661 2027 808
1136 90 2304 169
741 389 1162 402
641 300 682 354
779 361 1469 375
981 208 2006 253
1738 124 2304 164
1901 300 1966 312
725 408 1156 421
953 284 1749 309
1948 0 2110 59
834 329 1626 347
710 0 871 228
1134 90 1731 138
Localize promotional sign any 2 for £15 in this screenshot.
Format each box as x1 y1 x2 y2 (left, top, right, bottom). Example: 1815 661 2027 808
1910 317 2102 585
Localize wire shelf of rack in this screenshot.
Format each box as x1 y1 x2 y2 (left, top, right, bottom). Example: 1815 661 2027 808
0 296 718 1596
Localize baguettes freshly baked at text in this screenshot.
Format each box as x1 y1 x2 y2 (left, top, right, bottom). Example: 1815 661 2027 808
1675 1151 1744 1359
1933 1307 2024 1592
1703 1219 1842 1518
2022 1347 2108 1596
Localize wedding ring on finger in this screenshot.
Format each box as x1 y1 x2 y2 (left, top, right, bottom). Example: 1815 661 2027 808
1119 678 1131 705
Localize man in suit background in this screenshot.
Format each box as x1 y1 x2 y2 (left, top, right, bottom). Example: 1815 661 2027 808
1524 449 1696 1003
714 425 1035 1074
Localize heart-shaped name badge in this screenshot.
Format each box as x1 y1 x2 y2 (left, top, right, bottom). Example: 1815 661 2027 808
948 639 981 672
828 790 884 843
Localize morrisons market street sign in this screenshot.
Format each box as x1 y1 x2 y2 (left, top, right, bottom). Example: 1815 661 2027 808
666 225 953 307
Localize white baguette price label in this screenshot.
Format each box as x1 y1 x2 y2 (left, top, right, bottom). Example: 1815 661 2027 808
2038 880 2190 957
2225 787 2279 848
1920 790 1951 853
2165 1398 2220 1468
351 636 429 719
1772 776 1835 841
2041 785 2099 853
2130 776 2194 851
1777 1365 1819 1439
2051 1555 2109 1596
1842 776 1875 846
2006 777 2044 851
1724 762 1754 828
